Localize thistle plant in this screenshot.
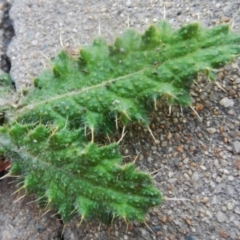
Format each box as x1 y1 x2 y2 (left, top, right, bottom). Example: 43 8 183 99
0 21 240 224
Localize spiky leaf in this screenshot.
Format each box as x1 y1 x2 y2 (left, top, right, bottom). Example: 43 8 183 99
1 127 160 223
0 73 13 124
13 22 240 131
1 21 240 223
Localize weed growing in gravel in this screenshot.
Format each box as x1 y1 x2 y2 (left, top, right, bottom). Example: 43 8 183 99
0 21 240 224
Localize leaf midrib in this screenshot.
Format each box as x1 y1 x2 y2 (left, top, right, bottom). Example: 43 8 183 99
15 39 238 118
15 67 150 116
14 144 155 206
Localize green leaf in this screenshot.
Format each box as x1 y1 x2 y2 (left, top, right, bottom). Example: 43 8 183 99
14 21 240 130
2 125 161 223
0 73 14 124
1 21 240 224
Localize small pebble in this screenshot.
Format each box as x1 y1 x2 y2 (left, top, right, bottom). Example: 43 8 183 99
201 197 209 203
206 128 217 134
232 63 239 69
31 40 38 45
227 202 233 210
227 186 235 196
185 235 196 240
191 171 199 182
228 176 234 181
214 159 219 168
219 97 234 107
183 158 189 164
234 220 240 227
126 0 132 7
222 206 227 212
230 232 237 239
161 141 168 147
216 176 222 183
227 109 235 115
234 208 240 215
139 228 149 238
233 159 240 170
233 141 240 154
200 165 206 171
205 210 212 218
216 211 227 223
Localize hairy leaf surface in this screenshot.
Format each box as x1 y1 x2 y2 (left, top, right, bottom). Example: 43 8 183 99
1 129 160 222
0 21 240 223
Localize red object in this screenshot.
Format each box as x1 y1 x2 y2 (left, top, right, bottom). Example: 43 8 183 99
0 160 11 172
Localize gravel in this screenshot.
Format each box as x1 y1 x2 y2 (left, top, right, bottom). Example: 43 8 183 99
0 0 240 239
0 177 63 239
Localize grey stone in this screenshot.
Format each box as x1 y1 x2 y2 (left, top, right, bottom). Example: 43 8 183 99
221 206 227 212
234 220 240 227
219 97 234 107
126 0 132 7
216 176 222 183
206 128 217 134
216 211 227 223
228 176 234 181
227 202 233 210
228 109 235 115
230 231 237 239
191 171 199 182
233 141 240 154
139 228 149 238
213 159 219 168
234 207 240 215
161 141 168 147
227 185 235 196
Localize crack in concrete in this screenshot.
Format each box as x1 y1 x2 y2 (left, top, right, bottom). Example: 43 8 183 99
0 1 15 73
0 4 66 238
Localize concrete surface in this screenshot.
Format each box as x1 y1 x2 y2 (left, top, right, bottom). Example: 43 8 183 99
0 0 240 239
